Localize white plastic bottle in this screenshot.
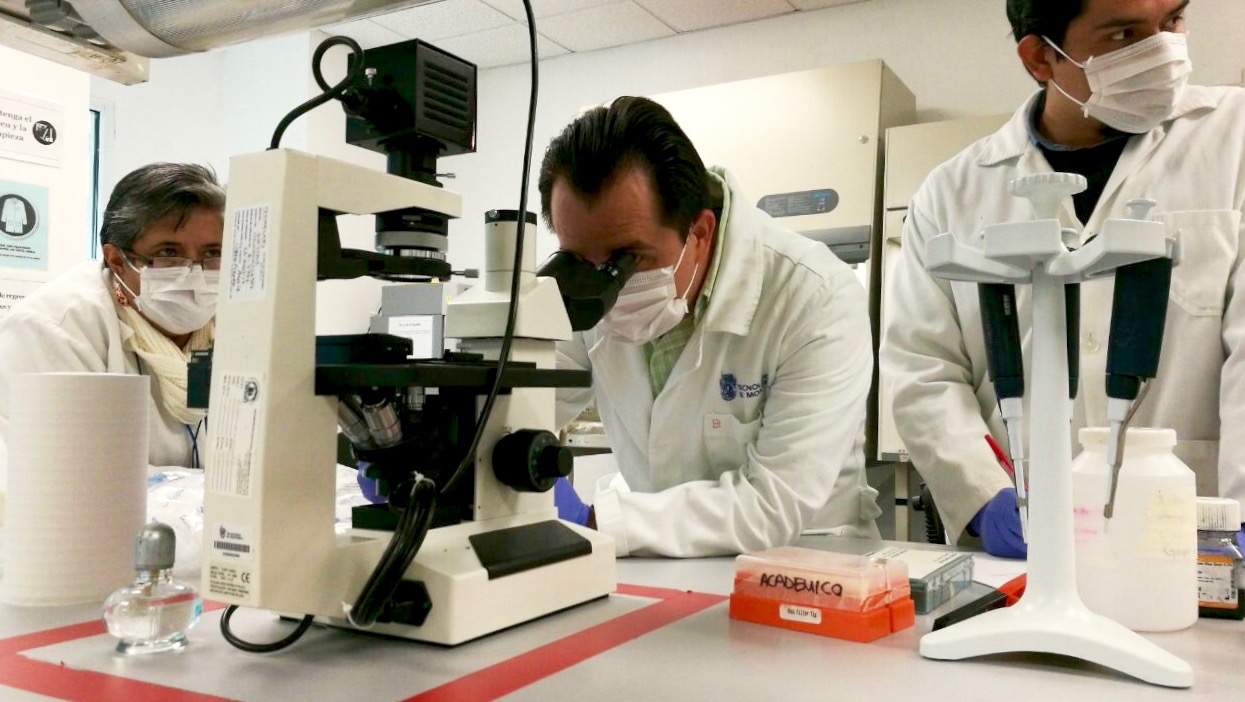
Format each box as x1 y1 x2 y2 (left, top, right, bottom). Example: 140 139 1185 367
1071 427 1197 632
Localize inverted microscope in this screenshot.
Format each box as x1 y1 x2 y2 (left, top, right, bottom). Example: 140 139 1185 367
191 36 633 648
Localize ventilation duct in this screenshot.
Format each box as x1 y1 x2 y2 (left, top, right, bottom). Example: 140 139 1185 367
1 0 441 84
66 0 441 57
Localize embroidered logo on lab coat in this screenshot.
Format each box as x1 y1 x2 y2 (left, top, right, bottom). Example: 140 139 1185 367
720 373 769 401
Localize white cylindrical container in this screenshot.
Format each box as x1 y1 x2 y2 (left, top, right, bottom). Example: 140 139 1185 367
1071 427 1197 631
1 373 149 606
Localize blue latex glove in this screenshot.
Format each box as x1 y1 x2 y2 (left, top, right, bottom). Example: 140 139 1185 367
356 461 386 504
554 477 591 526
967 487 1027 559
1237 525 1244 553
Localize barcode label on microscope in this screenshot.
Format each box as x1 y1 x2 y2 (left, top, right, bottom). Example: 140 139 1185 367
211 523 255 564
213 541 251 554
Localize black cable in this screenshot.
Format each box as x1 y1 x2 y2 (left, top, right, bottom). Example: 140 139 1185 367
349 475 437 627
347 0 539 622
220 607 315 653
269 36 365 150
440 0 540 496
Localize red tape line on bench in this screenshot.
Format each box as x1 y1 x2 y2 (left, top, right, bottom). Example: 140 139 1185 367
405 584 727 702
0 585 725 702
0 601 233 702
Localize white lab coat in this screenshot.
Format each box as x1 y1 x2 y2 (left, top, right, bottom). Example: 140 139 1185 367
0 262 198 491
556 168 880 557
882 86 1245 542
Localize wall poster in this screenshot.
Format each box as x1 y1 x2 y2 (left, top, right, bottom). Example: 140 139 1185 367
0 179 49 271
0 88 62 168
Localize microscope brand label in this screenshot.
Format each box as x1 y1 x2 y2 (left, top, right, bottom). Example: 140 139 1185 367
228 204 270 301
209 373 263 498
779 604 822 625
211 522 255 564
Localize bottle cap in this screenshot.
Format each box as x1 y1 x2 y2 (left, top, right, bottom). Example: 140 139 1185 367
1195 497 1241 531
134 523 176 571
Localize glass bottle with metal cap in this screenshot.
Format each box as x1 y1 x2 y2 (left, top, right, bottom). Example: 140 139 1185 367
1196 497 1245 620
103 523 203 654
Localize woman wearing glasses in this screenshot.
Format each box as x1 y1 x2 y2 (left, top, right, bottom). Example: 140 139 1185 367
0 163 225 474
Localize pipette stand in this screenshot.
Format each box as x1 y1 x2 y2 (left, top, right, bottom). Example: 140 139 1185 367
917 173 1190 688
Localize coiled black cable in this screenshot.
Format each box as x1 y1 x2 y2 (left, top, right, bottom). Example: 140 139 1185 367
220 608 315 653
349 475 438 627
269 36 364 150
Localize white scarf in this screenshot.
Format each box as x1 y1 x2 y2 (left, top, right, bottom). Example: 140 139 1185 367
117 304 214 425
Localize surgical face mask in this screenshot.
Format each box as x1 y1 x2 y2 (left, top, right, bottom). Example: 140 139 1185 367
1043 32 1191 134
117 258 220 335
596 238 699 345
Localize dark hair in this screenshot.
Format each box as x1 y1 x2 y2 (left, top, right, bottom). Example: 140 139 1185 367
1006 0 1087 44
538 96 713 241
100 163 225 251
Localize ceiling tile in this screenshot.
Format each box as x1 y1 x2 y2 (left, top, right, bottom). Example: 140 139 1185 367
435 24 569 68
536 2 674 52
634 0 793 32
788 0 870 10
320 19 409 49
382 0 517 41
481 0 619 21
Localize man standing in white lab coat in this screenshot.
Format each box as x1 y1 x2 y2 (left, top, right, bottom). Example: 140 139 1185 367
542 96 880 557
883 0 1245 557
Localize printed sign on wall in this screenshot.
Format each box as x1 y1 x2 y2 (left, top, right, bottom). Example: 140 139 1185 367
0 179 49 271
0 277 41 322
0 88 63 168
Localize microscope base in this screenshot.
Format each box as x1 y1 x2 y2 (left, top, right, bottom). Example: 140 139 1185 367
319 514 617 645
919 599 1193 688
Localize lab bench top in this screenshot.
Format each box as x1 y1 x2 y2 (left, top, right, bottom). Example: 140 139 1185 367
0 541 1240 702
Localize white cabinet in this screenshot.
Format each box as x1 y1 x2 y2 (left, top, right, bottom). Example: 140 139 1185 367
876 115 1008 540
651 60 915 265
877 115 1009 463
876 114 1010 463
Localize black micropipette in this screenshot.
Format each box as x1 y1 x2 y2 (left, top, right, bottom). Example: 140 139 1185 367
978 283 1028 537
1103 199 1172 520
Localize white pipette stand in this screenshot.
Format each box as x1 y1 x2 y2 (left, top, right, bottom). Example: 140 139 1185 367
918 173 1190 688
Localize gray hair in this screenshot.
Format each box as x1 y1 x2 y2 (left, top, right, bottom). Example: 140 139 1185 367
99 163 226 251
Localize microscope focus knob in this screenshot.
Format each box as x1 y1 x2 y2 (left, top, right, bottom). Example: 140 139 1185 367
492 429 572 493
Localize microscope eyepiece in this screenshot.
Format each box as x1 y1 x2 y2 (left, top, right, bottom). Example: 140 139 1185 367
537 250 639 331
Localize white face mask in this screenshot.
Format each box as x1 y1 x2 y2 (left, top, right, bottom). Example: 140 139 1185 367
597 238 699 345
1043 32 1191 134
118 259 219 335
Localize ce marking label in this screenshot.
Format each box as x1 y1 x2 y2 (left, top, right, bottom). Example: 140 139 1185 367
241 572 252 584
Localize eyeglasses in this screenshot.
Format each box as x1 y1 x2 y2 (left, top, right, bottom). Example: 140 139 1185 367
123 250 222 271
